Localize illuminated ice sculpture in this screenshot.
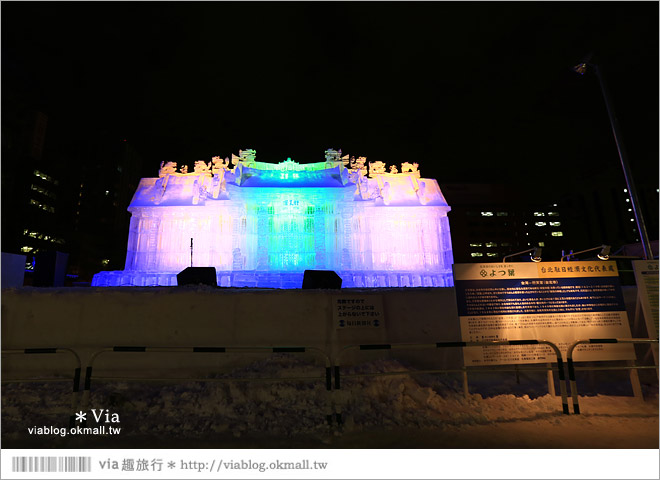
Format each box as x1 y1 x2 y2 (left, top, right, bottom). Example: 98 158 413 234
92 149 454 288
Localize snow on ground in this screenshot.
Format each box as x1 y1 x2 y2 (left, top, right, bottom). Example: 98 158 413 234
2 355 657 448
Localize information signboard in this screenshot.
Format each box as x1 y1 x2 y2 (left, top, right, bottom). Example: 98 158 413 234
333 295 385 329
453 261 635 366
632 260 659 339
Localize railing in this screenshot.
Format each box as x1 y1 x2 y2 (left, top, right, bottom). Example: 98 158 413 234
4 337 657 429
566 338 660 414
333 339 569 426
81 345 333 426
2 348 82 427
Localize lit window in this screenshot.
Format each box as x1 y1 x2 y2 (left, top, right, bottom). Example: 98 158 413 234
627 208 632 212
469 243 483 247
625 199 630 202
20 246 33 253
630 218 634 222
538 242 545 247
105 191 110 196
548 212 559 217
533 212 545 216
471 252 484 257
33 170 58 184
480 211 493 217
101 259 110 266
623 189 628 193
496 212 508 217
486 242 497 247
549 222 561 227
535 222 547 227
551 231 563 237
30 184 56 199
486 252 498 257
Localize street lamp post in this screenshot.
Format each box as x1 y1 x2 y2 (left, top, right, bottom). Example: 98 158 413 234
573 57 654 260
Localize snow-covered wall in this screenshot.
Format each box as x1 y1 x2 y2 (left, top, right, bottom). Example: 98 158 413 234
1 287 462 378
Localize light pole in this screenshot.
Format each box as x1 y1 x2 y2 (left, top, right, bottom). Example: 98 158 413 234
573 56 654 260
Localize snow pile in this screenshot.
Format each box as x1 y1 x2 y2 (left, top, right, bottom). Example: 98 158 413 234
2 355 657 447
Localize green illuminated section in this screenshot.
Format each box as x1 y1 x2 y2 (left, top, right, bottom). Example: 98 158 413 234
247 189 340 271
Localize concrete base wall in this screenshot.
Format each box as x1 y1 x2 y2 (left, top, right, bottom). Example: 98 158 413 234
1 287 463 378
2 285 642 380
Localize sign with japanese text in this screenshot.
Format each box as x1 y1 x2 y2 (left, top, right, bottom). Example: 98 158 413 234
453 262 634 366
632 260 659 339
333 295 385 329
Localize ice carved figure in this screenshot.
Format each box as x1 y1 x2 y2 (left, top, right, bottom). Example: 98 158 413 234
417 180 429 205
369 161 386 177
211 156 232 174
192 179 201 205
324 149 341 163
211 174 222 199
389 165 398 174
381 181 391 205
401 162 419 175
194 160 211 174
159 161 177 177
356 173 370 200
233 149 256 167
153 176 169 204
240 149 256 163
180 165 188 174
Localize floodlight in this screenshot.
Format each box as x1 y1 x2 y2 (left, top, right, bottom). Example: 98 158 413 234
560 245 611 262
572 54 652 260
597 245 611 260
503 247 542 263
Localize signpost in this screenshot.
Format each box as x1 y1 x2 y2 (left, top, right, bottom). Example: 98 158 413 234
453 261 635 366
632 260 659 367
333 295 385 329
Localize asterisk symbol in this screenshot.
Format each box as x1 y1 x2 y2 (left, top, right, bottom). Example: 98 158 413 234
75 411 87 423
167 462 176 469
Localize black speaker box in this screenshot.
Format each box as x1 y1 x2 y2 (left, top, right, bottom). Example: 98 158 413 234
302 270 342 289
33 251 69 287
177 267 217 287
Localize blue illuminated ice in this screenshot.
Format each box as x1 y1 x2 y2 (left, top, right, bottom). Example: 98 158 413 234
92 149 454 288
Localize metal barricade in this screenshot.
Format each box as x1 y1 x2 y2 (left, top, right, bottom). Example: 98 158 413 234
81 345 333 426
333 339 569 426
2 348 82 427
566 338 659 414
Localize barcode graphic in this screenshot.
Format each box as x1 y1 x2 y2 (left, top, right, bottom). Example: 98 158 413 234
12 456 91 472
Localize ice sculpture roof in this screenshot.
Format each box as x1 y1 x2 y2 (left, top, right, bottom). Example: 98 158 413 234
128 149 450 208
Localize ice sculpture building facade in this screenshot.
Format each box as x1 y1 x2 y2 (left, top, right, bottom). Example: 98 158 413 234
92 149 454 288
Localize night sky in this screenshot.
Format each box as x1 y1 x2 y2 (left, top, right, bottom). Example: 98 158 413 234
3 2 658 187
